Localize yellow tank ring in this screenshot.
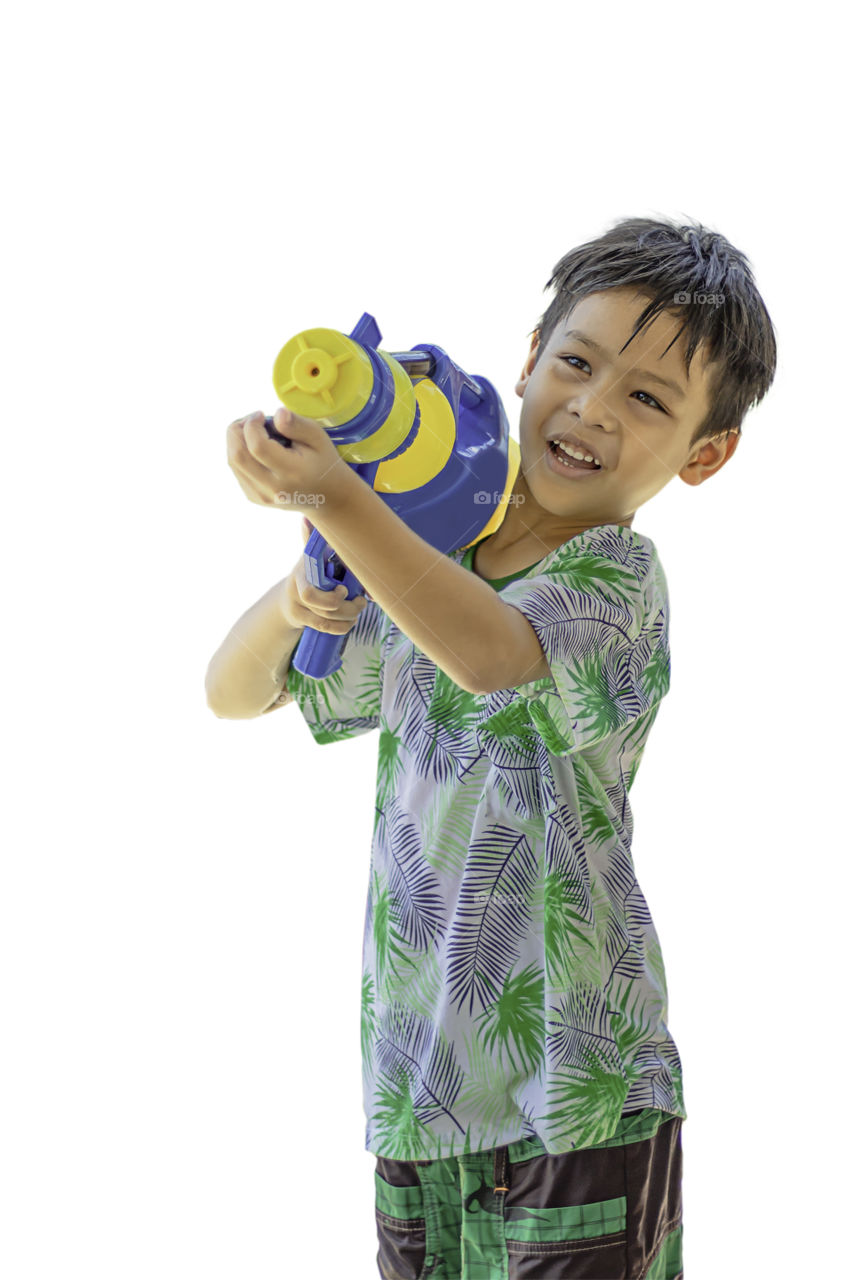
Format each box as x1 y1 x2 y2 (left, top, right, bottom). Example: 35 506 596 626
455 436 521 550
334 352 417 465
272 327 375 427
372 378 457 493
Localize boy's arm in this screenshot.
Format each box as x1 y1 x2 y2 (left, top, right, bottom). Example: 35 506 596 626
205 576 303 719
312 471 550 696
487 605 551 691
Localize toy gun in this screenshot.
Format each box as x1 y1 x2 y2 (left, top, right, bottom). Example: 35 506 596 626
263 313 519 680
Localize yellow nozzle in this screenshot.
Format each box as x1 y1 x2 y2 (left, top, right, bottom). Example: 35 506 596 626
272 327 374 427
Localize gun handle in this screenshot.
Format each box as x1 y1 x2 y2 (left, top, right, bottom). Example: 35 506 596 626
261 417 368 678
290 528 364 679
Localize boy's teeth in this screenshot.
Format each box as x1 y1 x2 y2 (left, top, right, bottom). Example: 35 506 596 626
555 440 600 466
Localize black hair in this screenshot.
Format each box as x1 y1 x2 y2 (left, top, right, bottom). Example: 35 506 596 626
531 215 777 451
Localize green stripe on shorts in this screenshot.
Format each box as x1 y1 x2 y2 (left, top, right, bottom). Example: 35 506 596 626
374 1171 424 1220
505 1195 627 1242
645 1222 683 1278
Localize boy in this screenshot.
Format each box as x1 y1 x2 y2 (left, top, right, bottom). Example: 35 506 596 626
206 216 776 1279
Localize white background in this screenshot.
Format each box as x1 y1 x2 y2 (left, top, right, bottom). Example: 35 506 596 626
2 1 848 1276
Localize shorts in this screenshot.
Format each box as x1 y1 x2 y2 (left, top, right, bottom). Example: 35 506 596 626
373 1113 683 1279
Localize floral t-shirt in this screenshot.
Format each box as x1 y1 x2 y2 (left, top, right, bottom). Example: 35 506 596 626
286 523 686 1161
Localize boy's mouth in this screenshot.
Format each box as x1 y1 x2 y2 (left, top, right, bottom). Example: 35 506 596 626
547 439 602 474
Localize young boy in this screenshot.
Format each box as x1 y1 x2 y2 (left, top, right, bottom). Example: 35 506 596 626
206 216 776 1279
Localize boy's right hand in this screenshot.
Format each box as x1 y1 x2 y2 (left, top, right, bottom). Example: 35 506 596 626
279 517 369 634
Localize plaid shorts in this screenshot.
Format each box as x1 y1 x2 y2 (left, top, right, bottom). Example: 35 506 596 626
374 1111 683 1279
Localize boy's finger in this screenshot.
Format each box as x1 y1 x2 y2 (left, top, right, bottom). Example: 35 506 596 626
301 517 314 544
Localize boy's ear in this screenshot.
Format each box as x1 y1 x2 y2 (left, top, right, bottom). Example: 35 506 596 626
515 331 540 398
679 430 740 486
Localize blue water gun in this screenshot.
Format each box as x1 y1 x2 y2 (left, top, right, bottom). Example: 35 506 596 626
263 313 519 680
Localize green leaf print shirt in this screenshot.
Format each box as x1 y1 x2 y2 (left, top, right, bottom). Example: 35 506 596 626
286 522 687 1161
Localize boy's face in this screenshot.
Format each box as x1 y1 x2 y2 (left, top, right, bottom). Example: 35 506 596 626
511 287 738 542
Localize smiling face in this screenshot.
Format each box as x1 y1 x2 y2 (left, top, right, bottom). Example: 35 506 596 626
501 287 739 551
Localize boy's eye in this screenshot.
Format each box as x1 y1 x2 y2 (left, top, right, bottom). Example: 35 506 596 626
633 390 664 411
559 354 666 414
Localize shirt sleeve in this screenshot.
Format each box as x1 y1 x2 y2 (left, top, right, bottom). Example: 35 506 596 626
284 598 388 745
476 536 671 758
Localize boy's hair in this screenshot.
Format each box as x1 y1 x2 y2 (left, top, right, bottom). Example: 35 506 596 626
532 216 777 450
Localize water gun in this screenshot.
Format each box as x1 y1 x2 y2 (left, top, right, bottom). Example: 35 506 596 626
263 312 519 680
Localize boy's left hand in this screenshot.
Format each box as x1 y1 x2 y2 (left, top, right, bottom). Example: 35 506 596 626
226 407 353 513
